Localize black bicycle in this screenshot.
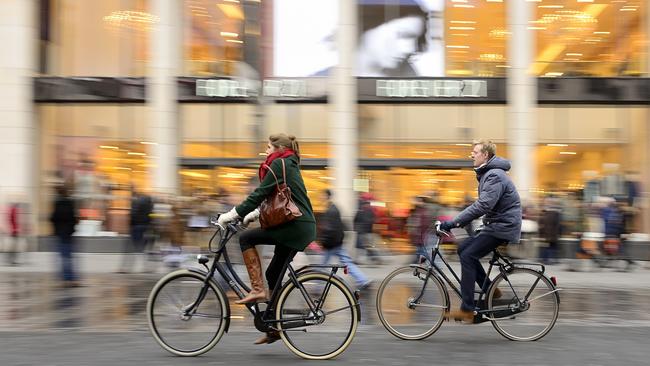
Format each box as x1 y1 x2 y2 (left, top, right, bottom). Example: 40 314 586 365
146 217 360 360
376 221 561 342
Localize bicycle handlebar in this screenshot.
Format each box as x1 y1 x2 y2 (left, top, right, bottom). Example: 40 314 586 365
433 220 451 237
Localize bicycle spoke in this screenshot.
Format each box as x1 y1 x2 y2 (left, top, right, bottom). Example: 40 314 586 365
527 289 561 303
324 304 354 316
411 303 446 309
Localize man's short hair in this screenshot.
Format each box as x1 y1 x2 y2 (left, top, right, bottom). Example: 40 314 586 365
473 139 496 158
324 189 332 199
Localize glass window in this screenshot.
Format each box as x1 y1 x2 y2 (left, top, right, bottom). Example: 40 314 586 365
535 106 647 195
184 0 258 76
444 0 507 77
47 0 150 76
180 104 257 158
38 105 150 236
534 0 648 77
358 104 507 158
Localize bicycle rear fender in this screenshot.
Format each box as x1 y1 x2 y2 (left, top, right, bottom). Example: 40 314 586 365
187 267 232 333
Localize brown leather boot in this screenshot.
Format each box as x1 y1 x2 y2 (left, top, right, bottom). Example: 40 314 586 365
444 308 475 323
254 330 281 345
235 248 268 304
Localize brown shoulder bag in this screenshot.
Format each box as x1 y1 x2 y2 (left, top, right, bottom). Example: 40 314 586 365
259 159 303 229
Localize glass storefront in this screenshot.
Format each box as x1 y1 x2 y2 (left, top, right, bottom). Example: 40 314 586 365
184 0 252 76
38 104 150 235
37 102 650 236
534 0 648 77
43 1 649 78
46 0 150 76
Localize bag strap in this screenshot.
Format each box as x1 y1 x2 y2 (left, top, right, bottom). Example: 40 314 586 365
262 163 281 190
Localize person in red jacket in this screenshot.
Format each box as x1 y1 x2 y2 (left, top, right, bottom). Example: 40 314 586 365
6 202 20 265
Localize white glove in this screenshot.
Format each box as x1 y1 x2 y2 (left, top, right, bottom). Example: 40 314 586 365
217 207 240 227
243 208 260 226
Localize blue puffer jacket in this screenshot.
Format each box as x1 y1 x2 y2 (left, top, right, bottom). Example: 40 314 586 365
452 157 522 243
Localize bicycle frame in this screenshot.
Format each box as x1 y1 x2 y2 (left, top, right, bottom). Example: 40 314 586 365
421 230 555 319
184 223 358 332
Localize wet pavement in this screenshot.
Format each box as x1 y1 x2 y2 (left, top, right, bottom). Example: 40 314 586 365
1 263 649 332
2 255 650 366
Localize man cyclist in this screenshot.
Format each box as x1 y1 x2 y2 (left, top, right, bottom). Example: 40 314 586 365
440 140 522 322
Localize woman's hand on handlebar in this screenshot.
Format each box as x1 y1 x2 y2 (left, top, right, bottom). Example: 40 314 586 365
217 207 239 227
242 208 260 227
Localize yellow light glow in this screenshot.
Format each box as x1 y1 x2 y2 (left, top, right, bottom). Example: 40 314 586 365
217 4 244 19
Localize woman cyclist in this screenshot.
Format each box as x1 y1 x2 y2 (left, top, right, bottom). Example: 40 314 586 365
217 133 317 344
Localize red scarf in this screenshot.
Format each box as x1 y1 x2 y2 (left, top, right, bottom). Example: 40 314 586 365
259 149 295 181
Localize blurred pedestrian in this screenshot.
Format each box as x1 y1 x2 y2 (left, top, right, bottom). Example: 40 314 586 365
49 184 80 287
354 196 382 264
539 196 561 265
408 195 435 264
601 198 624 257
318 189 371 290
5 201 21 265
118 187 153 273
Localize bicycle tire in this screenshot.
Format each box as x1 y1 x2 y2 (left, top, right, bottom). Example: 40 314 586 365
488 268 559 341
147 270 229 356
376 266 448 340
275 272 359 360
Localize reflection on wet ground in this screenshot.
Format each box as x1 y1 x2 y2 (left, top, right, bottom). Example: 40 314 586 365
1 272 649 332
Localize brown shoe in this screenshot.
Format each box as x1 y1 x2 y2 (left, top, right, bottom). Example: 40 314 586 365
235 248 268 305
254 331 281 345
493 288 503 299
444 308 475 323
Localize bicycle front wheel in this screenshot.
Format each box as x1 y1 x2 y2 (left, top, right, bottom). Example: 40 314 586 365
276 272 359 360
488 268 559 341
376 266 448 340
147 270 229 356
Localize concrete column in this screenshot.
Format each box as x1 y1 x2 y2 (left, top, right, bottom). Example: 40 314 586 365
646 0 650 77
0 0 37 236
329 0 358 221
507 0 536 201
149 0 182 195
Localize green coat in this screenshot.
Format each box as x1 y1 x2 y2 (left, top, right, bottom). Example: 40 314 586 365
235 155 316 251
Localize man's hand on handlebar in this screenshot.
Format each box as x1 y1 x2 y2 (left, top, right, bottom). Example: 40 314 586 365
439 221 456 232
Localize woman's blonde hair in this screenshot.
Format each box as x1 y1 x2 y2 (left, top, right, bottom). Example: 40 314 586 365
269 133 301 161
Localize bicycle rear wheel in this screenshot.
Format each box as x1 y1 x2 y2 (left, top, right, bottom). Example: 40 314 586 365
276 272 359 360
376 266 448 340
488 268 559 341
147 270 229 356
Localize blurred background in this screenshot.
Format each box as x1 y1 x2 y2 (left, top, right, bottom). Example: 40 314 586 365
1 0 650 337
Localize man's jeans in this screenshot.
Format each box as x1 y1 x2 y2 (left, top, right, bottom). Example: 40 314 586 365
322 246 369 287
57 237 77 281
457 234 504 311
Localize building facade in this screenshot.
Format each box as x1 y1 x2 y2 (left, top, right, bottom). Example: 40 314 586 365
1 0 649 240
